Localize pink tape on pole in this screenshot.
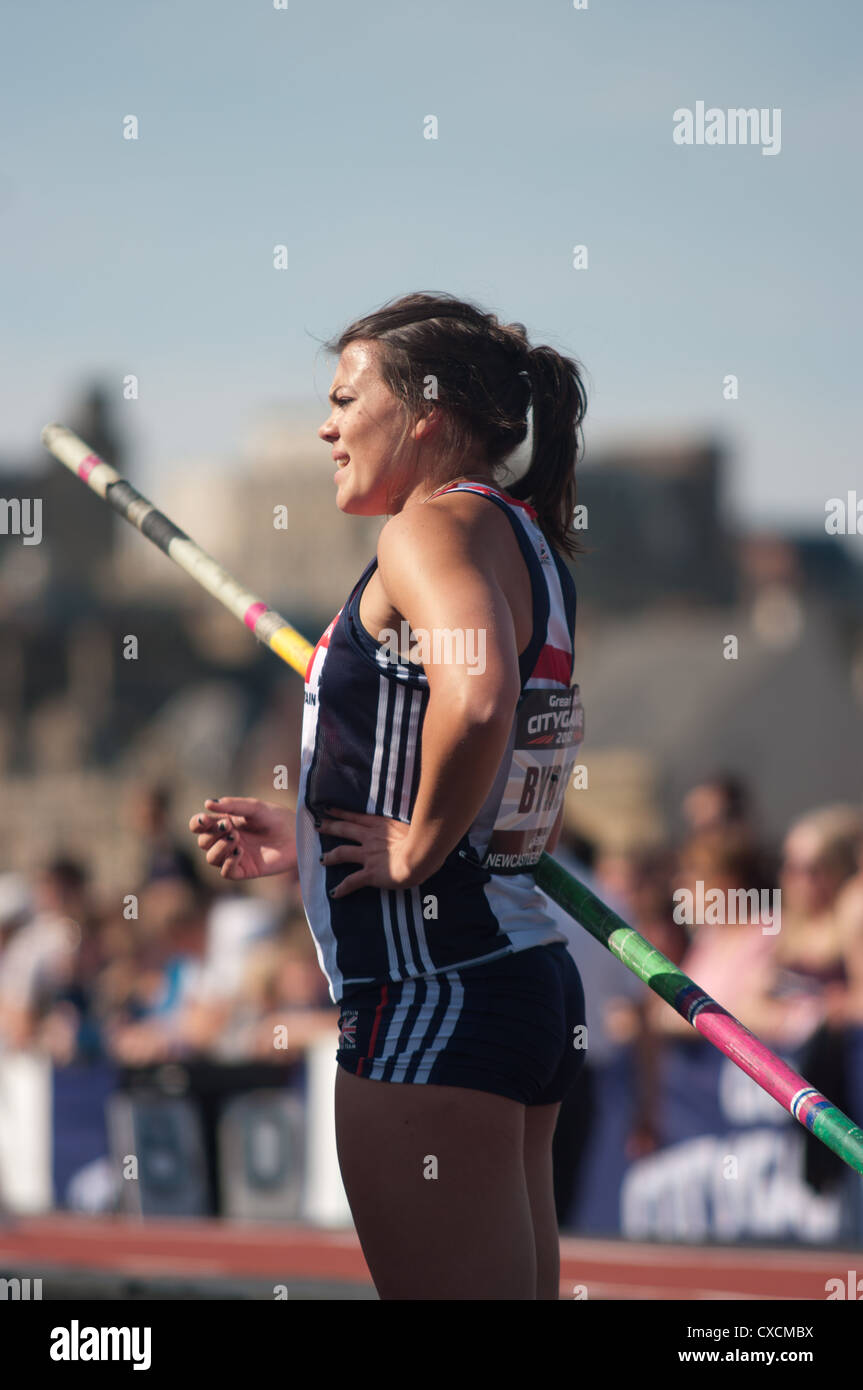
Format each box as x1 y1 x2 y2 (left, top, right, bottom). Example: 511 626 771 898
78 454 101 482
244 600 268 632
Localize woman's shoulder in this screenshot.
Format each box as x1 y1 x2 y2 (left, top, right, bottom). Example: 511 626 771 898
377 493 490 566
378 488 516 566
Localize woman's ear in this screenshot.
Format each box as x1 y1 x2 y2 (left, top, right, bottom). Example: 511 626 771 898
412 406 442 442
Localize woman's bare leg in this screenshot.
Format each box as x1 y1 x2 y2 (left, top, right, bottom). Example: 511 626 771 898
523 1102 562 1299
334 1067 536 1299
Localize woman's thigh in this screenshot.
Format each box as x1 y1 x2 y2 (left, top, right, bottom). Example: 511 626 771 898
334 1066 537 1299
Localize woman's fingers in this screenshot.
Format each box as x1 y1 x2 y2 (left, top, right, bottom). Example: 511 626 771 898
318 817 363 841
205 836 235 867
190 805 253 839
321 843 365 866
189 810 233 833
190 812 244 856
187 805 245 879
329 868 371 898
197 830 234 854
204 797 258 821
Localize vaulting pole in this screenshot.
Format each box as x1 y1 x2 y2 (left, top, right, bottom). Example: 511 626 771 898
42 423 863 1177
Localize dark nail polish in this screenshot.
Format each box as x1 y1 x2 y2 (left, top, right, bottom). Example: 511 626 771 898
232 848 240 856
227 834 235 841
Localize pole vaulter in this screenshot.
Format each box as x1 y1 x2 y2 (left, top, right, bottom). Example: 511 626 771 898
41 422 863 1179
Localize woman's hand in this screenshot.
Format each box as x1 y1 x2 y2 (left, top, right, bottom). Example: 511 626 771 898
188 797 297 880
319 806 418 897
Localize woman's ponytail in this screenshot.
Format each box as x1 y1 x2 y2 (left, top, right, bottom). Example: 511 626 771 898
508 344 588 558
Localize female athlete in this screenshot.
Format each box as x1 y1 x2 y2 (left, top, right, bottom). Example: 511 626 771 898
189 292 589 1299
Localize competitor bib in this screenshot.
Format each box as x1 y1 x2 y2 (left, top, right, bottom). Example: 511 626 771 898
480 684 585 874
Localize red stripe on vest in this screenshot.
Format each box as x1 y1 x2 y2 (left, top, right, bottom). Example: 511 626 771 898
531 643 571 685
305 609 342 684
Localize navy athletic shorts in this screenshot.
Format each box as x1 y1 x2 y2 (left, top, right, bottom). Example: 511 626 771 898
334 941 586 1107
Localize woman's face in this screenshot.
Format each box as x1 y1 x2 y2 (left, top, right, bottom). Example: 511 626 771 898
780 824 839 916
318 341 425 516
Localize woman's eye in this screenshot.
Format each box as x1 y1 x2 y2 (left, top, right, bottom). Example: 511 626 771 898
336 397 353 408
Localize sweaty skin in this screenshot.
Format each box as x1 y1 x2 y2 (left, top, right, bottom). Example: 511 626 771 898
323 499 524 893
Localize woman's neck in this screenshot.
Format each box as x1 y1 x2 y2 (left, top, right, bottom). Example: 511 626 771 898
421 472 498 503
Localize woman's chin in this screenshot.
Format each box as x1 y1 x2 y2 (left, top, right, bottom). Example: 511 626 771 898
336 488 375 517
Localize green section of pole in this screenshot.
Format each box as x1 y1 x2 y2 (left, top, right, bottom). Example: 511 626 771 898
534 853 863 1177
534 853 685 1003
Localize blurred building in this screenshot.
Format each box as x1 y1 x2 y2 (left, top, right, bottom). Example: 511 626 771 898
114 406 383 617
572 438 735 611
1 391 862 882
559 440 863 848
0 388 121 607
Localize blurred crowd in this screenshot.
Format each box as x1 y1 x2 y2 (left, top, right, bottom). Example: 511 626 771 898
575 775 863 1049
1 776 863 1081
0 785 335 1069
547 775 863 1206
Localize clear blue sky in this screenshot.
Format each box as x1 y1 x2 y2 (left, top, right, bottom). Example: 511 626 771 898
1 0 860 531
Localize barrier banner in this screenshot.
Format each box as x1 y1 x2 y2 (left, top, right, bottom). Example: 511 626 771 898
569 1031 863 1244
52 1062 118 1212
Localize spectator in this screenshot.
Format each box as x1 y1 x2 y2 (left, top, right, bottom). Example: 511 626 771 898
211 908 335 1061
128 782 200 887
836 833 863 1024
0 858 89 1051
773 806 863 1194
775 805 862 984
197 887 281 1003
0 873 34 939
682 773 753 837
652 827 782 1040
104 877 214 1064
37 898 119 1064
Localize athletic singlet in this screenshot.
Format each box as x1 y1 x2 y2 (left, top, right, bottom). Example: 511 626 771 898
295 481 585 1004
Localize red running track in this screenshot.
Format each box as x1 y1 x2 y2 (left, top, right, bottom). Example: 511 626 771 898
0 1216 851 1299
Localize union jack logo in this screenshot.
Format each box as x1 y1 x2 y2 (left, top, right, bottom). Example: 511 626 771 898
338 1011 358 1049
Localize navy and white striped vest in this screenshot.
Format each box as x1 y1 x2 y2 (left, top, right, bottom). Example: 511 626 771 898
295 482 584 1003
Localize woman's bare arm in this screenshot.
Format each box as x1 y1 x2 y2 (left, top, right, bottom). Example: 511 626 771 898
372 502 522 882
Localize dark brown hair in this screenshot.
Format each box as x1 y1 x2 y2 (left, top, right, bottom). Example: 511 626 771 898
325 291 588 557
